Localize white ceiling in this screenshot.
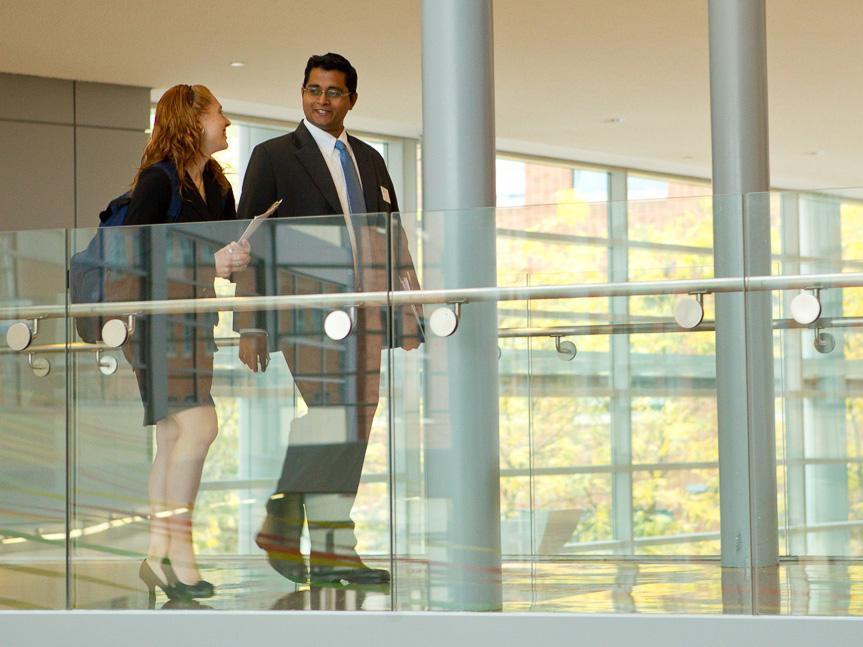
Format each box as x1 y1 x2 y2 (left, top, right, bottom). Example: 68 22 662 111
2 0 861 190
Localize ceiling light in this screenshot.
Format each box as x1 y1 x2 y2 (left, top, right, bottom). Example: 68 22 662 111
804 150 824 156
605 117 624 124
230 61 245 68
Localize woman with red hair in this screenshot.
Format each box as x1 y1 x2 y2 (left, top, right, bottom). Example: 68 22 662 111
124 84 250 603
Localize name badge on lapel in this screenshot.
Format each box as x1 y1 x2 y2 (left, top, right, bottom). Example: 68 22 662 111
380 186 391 205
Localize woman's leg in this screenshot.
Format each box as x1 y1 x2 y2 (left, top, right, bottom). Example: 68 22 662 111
163 404 219 584
146 417 180 581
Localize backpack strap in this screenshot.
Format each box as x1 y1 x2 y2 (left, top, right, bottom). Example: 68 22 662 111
152 160 183 222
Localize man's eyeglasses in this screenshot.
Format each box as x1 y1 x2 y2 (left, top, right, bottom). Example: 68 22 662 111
303 85 352 100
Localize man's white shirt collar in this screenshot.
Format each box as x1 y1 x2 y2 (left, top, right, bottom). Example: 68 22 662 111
303 118 351 155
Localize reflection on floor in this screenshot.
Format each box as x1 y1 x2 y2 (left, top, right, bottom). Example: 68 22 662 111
4 558 863 614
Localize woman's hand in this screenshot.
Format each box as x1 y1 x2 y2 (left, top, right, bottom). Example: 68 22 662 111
214 239 251 278
239 329 269 372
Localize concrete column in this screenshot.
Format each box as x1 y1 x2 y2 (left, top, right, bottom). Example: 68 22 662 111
420 0 501 611
708 0 778 577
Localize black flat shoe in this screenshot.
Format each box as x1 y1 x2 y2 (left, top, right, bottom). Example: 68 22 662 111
309 551 390 586
139 559 177 606
162 559 215 599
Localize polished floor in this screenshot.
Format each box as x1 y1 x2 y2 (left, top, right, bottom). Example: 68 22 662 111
4 558 863 614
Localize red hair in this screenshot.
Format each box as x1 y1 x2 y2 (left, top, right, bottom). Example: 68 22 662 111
132 84 229 194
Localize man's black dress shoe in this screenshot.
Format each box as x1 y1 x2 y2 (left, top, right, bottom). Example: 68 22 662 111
259 543 308 584
256 494 308 584
309 550 390 586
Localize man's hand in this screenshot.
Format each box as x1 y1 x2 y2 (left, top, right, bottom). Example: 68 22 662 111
401 332 421 352
239 329 270 372
397 306 423 352
215 239 251 279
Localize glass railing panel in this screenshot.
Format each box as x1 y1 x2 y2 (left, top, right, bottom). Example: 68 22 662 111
0 227 69 609
526 194 723 566
497 201 617 567
68 215 393 610
746 188 863 616
391 197 746 613
626 194 721 565
519 269 613 560
5 190 821 614
390 206 504 611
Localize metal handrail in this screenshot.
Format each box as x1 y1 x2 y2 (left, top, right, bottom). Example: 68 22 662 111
0 341 109 355
499 315 863 339
1 271 863 323
7 312 863 357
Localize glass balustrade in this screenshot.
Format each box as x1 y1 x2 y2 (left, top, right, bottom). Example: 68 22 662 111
745 189 863 615
65 215 395 610
391 197 740 613
1 194 863 615
0 227 68 609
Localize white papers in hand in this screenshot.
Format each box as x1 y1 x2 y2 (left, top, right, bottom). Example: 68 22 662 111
239 199 282 241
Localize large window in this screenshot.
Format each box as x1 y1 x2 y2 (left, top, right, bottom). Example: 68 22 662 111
496 156 609 207
186 111 863 562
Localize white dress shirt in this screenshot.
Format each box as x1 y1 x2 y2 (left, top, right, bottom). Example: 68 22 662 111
303 119 364 216
302 119 363 288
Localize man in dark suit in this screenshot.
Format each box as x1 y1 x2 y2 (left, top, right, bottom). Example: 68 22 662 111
236 53 422 586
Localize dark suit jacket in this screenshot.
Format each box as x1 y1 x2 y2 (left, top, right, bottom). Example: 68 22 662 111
237 121 398 219
234 122 422 429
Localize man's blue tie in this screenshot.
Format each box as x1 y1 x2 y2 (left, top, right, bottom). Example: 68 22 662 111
335 140 366 214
